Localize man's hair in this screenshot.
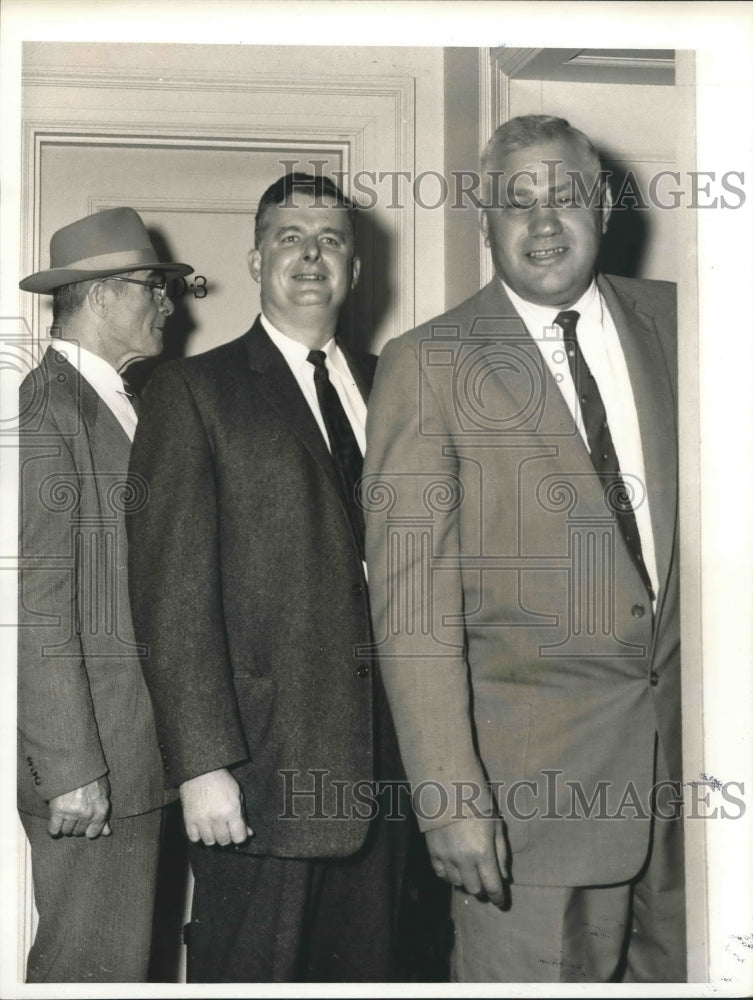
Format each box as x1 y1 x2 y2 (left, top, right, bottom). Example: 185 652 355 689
481 114 603 175
254 172 357 249
480 115 608 210
51 275 127 333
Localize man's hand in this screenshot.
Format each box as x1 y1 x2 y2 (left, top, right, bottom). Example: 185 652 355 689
47 775 112 839
425 815 509 905
179 768 254 847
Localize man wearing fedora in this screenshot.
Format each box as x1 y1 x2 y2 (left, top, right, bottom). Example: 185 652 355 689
17 207 193 982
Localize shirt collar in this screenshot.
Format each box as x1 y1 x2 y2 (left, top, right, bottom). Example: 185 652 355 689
52 341 126 391
500 277 602 334
260 313 337 371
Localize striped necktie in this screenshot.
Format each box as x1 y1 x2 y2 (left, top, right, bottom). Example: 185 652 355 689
556 310 653 600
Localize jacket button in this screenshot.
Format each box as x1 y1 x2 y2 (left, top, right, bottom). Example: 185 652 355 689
352 583 363 596
631 604 645 618
357 665 370 678
650 671 659 687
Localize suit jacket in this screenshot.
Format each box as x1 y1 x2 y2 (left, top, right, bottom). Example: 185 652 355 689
126 318 389 859
17 347 168 819
364 274 680 888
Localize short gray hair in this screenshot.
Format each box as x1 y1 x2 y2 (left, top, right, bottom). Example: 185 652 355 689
481 114 602 174
51 276 127 333
480 115 608 209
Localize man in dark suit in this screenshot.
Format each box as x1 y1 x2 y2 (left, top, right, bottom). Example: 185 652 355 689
364 116 685 982
127 173 410 982
17 207 193 981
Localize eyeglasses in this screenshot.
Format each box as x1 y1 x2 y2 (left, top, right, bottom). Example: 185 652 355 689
107 275 169 304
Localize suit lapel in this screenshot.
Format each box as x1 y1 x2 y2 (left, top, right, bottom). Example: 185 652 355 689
69 362 132 483
42 348 132 470
39 351 133 629
598 275 678 594
241 318 344 498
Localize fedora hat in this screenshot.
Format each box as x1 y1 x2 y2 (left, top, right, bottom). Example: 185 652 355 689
20 207 194 293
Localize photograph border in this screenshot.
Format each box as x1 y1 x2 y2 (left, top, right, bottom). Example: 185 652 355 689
2 3 752 997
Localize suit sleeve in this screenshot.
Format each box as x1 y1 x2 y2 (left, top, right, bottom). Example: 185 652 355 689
364 337 493 830
18 396 107 803
127 364 248 786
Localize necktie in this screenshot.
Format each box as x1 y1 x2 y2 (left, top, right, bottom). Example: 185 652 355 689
121 376 140 416
307 349 364 555
555 310 654 600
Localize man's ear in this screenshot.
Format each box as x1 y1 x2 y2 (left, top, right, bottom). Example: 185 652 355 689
350 256 361 290
480 210 491 247
601 182 613 234
248 248 262 284
87 280 109 318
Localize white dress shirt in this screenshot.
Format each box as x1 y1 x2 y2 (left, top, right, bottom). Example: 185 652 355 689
52 341 137 442
502 278 659 600
260 315 367 456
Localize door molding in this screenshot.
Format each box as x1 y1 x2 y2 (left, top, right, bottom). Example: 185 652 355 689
21 65 416 350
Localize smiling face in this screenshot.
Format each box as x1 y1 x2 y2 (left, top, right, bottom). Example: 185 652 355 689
248 195 360 346
481 137 611 309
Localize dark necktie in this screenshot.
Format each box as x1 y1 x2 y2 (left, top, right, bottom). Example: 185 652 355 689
307 349 364 556
555 310 654 600
120 376 140 416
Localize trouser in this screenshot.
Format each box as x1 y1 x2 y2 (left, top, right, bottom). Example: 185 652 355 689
187 803 408 983
20 808 162 983
450 802 686 982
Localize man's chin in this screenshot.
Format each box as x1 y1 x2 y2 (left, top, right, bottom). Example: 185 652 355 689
515 275 589 309
290 287 331 301
288 292 341 311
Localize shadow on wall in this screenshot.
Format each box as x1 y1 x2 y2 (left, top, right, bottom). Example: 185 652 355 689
338 202 394 357
598 155 651 280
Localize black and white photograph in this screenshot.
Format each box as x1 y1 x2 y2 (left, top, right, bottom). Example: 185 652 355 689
1 1 752 996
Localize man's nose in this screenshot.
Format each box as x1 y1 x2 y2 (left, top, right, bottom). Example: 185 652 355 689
528 206 563 238
160 294 175 318
301 237 321 261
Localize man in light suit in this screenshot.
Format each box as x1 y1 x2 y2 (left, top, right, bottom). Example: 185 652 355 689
17 207 193 981
127 173 412 982
364 116 684 982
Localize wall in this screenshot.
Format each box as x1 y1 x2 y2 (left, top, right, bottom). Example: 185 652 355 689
443 47 485 310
